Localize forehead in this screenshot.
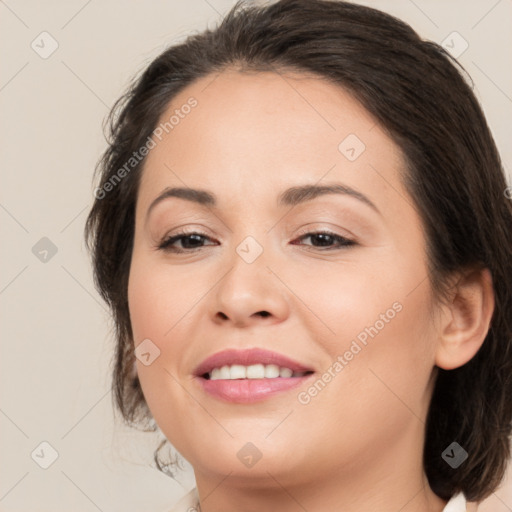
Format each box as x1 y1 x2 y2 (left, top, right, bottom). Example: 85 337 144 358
137 69 408 218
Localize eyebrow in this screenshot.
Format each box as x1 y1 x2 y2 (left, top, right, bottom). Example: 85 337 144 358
145 183 381 220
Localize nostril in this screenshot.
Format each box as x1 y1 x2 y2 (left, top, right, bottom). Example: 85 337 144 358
258 311 270 317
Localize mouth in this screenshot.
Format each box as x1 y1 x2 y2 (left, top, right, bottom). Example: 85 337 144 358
194 347 315 379
203 364 312 380
193 348 315 403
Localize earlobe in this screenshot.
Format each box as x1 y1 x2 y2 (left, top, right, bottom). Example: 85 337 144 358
435 267 495 370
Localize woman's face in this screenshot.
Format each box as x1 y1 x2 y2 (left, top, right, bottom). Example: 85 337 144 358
128 70 441 488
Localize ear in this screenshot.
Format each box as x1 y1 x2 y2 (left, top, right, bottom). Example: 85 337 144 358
435 266 495 370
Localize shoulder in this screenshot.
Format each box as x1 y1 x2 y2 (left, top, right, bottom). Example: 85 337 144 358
166 488 474 512
166 487 200 512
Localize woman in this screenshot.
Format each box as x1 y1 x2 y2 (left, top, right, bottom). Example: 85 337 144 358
84 0 512 510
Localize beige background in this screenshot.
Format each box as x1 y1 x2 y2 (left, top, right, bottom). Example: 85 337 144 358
1 0 511 510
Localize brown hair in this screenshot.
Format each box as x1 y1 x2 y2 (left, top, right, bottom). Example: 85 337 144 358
84 0 512 501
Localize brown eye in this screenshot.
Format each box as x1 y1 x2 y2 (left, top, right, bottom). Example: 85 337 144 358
157 229 356 254
291 231 356 250
158 232 216 253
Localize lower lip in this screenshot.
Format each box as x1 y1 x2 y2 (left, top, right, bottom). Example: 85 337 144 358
196 375 314 403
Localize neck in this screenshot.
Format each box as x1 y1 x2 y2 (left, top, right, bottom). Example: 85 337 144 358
192 421 448 512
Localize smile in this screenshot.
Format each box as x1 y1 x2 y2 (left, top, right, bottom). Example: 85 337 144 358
206 364 311 380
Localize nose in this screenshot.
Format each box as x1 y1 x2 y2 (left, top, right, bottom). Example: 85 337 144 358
210 247 290 328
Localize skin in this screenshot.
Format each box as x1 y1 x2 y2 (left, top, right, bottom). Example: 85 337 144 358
127 69 494 511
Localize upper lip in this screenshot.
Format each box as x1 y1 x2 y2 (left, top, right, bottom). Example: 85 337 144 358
194 348 315 377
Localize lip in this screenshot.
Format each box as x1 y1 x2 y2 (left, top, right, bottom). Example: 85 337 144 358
194 348 314 377
193 348 315 404
197 376 314 403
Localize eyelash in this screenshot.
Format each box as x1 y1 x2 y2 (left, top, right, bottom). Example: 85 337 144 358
157 229 356 253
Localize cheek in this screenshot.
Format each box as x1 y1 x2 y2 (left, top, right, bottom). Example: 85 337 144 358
320 277 437 429
127 256 202 346
297 258 402 351
127 258 199 445
308 254 436 409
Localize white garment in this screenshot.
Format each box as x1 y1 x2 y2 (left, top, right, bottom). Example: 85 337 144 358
167 488 468 511
167 487 199 511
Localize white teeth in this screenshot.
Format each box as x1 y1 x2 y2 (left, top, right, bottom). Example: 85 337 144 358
207 363 308 380
230 364 246 379
279 367 293 378
264 364 280 378
211 368 221 380
219 365 230 379
246 364 265 379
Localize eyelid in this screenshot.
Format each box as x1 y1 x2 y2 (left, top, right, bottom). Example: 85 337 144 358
154 223 217 242
158 222 354 242
156 224 358 254
292 222 356 240
154 227 215 251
